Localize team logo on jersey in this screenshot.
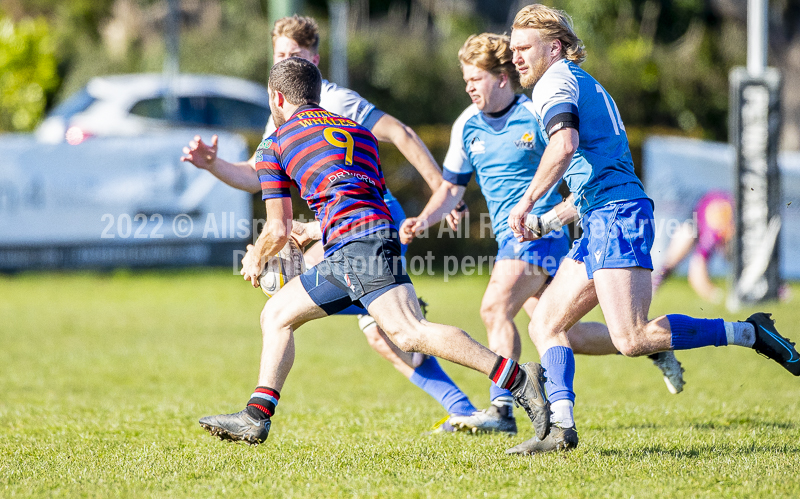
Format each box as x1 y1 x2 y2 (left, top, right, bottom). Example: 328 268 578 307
344 274 356 292
469 137 486 155
514 132 537 150
259 138 273 150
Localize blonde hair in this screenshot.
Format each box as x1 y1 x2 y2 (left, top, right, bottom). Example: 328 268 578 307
513 4 586 64
272 15 320 53
458 33 520 90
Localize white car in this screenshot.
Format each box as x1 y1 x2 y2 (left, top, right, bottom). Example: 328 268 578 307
36 73 271 144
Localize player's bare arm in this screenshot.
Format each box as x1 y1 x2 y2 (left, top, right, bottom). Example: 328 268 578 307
687 254 723 303
371 114 466 229
400 180 466 244
242 197 293 287
508 128 578 240
371 114 442 193
181 134 262 193
553 194 579 225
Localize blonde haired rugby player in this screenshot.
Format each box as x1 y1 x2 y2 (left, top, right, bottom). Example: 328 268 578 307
505 4 799 454
400 33 685 436
182 15 487 432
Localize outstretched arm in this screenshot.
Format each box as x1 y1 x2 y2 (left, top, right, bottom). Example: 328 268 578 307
399 180 466 244
181 134 262 193
371 114 442 193
371 114 466 229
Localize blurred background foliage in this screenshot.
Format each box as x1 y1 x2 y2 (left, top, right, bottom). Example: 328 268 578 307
1 0 798 257
0 15 59 132
2 0 792 139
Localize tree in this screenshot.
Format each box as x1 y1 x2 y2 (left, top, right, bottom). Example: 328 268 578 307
0 15 59 132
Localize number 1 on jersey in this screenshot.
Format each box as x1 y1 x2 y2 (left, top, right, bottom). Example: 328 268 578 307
324 128 354 165
596 84 625 135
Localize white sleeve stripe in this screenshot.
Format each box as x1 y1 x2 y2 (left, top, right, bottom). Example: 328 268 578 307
442 105 480 174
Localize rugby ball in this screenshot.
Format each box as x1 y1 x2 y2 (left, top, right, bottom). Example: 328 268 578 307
258 239 306 298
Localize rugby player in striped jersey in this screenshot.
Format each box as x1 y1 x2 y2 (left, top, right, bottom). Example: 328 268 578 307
183 15 486 433
198 58 552 445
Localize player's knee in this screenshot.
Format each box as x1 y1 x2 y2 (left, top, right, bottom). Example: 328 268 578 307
527 314 553 342
381 326 421 353
611 334 645 357
480 300 500 327
259 300 290 334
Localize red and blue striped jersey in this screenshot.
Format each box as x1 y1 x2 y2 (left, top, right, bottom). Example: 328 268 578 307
255 105 394 255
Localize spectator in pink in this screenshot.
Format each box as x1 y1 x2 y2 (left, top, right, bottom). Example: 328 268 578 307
652 191 734 302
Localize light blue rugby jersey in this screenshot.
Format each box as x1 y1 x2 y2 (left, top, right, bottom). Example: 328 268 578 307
530 59 650 216
442 94 562 242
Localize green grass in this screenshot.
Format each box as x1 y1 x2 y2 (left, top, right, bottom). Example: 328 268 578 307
1 270 799 498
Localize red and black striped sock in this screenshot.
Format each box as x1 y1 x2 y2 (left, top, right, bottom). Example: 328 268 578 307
246 386 280 420
489 357 520 391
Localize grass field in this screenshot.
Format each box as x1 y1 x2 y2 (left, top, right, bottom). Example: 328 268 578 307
1 270 799 498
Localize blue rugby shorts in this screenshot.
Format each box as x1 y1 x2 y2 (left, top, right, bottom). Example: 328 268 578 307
567 198 655 280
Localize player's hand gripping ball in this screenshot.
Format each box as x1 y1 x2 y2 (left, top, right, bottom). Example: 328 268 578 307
258 239 306 298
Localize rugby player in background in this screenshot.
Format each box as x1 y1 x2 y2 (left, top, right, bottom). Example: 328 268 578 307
401 33 684 436
198 58 551 445
652 191 734 302
182 15 487 432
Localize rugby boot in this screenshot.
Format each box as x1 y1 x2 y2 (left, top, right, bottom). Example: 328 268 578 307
648 351 685 394
199 409 271 445
506 424 578 455
448 402 518 435
510 362 550 440
747 313 800 376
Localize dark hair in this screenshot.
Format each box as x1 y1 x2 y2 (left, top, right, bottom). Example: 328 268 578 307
268 57 322 106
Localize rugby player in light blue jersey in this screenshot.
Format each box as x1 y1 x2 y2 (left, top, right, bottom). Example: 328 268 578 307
182 15 483 433
506 4 800 454
401 33 683 436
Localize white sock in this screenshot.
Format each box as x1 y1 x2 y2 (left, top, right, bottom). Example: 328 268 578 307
724 321 756 348
550 400 575 428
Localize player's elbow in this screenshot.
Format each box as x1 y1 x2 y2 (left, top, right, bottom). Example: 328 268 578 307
390 122 417 147
549 129 579 159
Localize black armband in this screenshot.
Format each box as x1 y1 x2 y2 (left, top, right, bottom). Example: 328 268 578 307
545 112 579 138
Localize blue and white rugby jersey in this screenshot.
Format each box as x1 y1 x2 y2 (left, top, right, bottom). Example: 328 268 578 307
442 94 563 242
530 59 650 216
264 79 385 138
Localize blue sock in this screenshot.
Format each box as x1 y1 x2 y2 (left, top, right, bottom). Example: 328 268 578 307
490 382 513 402
541 346 576 404
667 315 727 350
410 357 477 416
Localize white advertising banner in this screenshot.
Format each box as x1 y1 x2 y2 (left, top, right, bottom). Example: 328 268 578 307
644 135 800 279
0 131 253 269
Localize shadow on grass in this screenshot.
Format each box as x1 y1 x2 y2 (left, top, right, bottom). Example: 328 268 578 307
596 442 800 458
591 419 797 431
